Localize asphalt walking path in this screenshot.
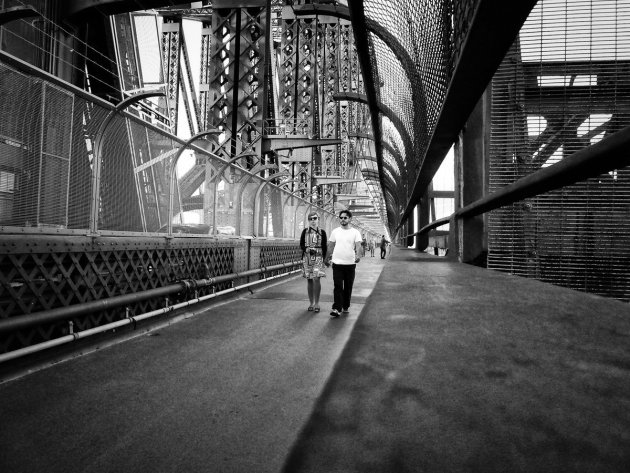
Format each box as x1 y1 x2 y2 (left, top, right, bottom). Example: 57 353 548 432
0 253 386 473
283 249 630 473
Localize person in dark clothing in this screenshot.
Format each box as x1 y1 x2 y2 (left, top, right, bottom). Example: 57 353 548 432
380 235 389 259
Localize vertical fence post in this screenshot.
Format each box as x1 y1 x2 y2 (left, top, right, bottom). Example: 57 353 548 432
90 92 164 235
211 152 257 236
167 130 220 236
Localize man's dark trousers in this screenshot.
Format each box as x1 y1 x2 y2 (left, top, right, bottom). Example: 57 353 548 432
332 263 356 311
380 247 386 258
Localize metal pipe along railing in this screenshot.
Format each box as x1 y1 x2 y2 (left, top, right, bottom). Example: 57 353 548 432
0 262 301 363
403 124 630 240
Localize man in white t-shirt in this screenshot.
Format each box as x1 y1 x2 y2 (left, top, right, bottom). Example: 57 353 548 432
324 210 363 318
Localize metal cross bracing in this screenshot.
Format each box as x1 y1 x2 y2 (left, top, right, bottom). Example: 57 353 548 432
1 1 387 355
275 2 388 227
3 0 569 358
0 235 240 353
104 1 388 235
286 1 389 231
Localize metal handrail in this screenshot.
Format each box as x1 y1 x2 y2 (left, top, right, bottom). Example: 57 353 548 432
0 261 301 335
0 262 302 363
402 124 630 240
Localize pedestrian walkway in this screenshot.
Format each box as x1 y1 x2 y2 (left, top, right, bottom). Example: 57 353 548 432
0 255 386 473
283 248 630 472
3 248 630 472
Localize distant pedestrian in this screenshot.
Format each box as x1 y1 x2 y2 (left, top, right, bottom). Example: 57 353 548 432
361 234 367 256
368 239 374 257
325 210 362 318
380 234 389 259
300 212 327 313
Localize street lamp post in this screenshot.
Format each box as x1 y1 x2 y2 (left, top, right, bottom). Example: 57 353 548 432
90 91 164 235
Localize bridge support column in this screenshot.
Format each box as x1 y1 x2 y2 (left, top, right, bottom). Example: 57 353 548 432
453 92 488 265
406 207 415 248
416 195 430 252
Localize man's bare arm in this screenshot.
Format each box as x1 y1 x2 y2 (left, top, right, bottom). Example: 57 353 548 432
325 241 335 263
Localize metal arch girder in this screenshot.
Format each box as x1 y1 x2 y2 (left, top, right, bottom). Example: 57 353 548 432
210 152 259 185
296 2 422 227
361 17 429 149
238 166 284 235
383 176 400 212
210 151 259 235
334 92 412 174
345 2 389 230
383 188 401 225
249 163 280 177
235 163 281 206
292 2 429 143
278 177 302 192
361 160 401 188
362 169 400 206
333 92 414 163
253 170 291 228
348 131 405 180
398 0 539 230
382 161 401 185
257 171 291 190
380 141 405 176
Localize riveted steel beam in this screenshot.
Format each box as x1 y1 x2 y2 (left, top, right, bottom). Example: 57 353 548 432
314 177 362 186
294 2 429 152
346 1 391 233
262 137 342 152
0 5 39 25
65 0 177 18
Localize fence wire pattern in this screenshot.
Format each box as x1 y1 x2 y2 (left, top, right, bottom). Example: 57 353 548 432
488 0 630 302
0 60 339 238
361 0 479 221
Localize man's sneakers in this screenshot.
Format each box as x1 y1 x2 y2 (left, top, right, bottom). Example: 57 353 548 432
330 308 349 317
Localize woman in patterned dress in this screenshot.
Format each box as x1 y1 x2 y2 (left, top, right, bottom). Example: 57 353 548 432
299 212 328 312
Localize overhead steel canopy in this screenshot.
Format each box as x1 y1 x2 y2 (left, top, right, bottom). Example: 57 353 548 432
57 0 538 239
343 0 538 236
65 0 180 17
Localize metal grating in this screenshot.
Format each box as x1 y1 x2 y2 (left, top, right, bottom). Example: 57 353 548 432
488 0 630 302
361 0 479 231
0 235 239 353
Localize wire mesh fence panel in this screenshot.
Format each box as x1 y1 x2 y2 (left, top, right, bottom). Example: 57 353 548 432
488 0 630 302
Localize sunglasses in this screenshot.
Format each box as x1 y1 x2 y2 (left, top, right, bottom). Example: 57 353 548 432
339 216 350 220
309 217 318 220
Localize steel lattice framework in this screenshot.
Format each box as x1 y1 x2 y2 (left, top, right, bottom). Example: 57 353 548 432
5 0 630 358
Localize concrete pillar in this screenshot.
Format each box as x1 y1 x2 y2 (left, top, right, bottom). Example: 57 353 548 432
416 194 430 251
454 91 488 265
406 207 415 248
